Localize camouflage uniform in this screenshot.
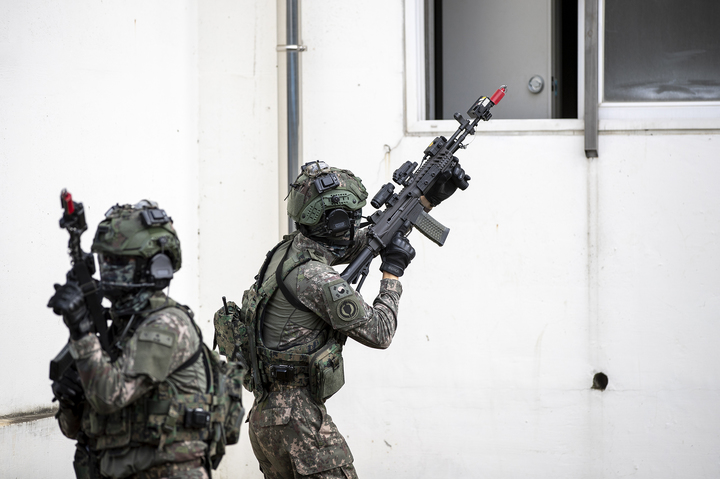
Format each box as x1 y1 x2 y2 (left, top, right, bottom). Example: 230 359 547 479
57 292 209 479
50 200 246 478
248 228 403 479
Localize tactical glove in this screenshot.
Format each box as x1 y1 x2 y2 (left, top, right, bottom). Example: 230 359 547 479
48 282 93 340
380 232 416 277
52 367 85 410
424 164 471 207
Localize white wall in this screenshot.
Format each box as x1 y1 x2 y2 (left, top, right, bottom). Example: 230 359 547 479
0 1 200 477
196 1 279 477
594 133 720 477
2 1 720 478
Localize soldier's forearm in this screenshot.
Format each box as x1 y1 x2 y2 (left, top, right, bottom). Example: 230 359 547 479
345 278 402 349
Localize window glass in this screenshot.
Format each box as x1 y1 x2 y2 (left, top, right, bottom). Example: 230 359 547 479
604 0 720 102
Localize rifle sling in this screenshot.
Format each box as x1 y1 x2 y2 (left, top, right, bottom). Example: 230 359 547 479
275 244 312 313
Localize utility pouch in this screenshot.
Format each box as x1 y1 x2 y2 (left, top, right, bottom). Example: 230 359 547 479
308 337 345 403
223 360 246 445
213 300 240 360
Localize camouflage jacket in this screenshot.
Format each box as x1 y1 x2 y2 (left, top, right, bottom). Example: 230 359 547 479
62 292 208 478
261 229 403 351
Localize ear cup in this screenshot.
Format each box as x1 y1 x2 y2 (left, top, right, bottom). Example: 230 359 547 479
325 209 351 235
149 253 173 285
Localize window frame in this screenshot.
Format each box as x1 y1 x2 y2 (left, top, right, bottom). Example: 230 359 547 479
597 0 720 124
404 0 720 135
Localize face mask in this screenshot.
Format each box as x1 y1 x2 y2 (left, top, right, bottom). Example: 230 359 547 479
322 226 359 260
98 255 137 301
325 242 350 259
113 289 153 315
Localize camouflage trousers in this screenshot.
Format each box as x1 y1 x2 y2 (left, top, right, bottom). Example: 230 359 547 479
249 387 357 479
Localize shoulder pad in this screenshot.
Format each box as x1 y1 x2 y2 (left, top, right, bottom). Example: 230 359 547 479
321 278 367 329
132 326 178 381
127 307 193 381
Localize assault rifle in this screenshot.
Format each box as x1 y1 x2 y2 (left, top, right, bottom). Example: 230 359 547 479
49 190 110 382
340 86 506 291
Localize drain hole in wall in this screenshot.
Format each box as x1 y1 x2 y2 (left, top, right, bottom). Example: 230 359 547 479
592 372 608 391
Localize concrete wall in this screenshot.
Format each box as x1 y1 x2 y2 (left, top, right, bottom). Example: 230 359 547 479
0 1 200 477
196 1 279 477
2 1 720 478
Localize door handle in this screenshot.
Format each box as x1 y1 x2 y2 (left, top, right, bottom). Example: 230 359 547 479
528 75 544 94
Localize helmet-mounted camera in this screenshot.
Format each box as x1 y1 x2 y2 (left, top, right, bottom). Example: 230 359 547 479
314 172 340 194
141 208 170 227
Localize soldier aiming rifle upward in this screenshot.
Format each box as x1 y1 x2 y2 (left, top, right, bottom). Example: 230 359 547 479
214 86 506 479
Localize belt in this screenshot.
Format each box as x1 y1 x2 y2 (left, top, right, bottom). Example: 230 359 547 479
262 363 310 388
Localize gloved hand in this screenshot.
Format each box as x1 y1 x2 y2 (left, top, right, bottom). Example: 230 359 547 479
52 367 85 410
424 163 471 207
48 282 92 340
380 233 416 277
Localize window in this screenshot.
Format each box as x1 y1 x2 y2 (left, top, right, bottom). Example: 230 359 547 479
422 0 578 120
405 0 720 132
603 0 720 103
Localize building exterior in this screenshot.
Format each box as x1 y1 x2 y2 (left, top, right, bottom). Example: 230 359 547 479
1 1 718 478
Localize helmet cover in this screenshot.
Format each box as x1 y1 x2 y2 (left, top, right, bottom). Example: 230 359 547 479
287 161 368 226
91 200 182 273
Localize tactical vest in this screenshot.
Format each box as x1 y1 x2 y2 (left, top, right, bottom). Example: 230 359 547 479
83 297 245 470
214 232 346 403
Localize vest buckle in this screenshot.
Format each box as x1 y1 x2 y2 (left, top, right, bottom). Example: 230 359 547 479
270 365 295 382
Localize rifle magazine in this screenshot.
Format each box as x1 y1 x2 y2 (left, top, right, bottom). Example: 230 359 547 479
413 211 449 246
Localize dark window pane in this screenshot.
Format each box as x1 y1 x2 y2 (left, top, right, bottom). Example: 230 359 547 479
604 0 720 102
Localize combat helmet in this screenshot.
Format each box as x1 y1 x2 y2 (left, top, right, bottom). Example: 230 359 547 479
288 161 368 244
92 200 181 295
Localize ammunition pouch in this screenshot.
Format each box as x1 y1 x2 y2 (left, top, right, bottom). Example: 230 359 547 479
308 337 345 403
